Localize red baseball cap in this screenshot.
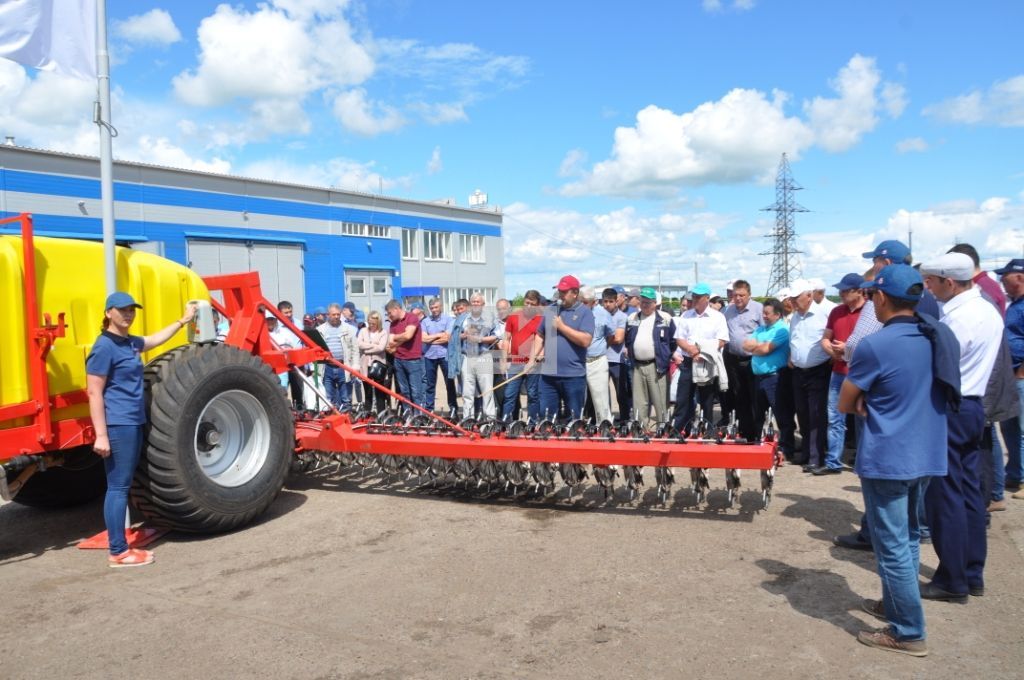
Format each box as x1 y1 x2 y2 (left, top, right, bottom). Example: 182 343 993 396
554 274 581 291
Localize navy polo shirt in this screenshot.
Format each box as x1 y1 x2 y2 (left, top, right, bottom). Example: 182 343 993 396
86 331 147 425
538 301 596 378
847 319 947 480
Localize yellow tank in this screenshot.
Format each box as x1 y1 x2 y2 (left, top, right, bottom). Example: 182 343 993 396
0 233 209 429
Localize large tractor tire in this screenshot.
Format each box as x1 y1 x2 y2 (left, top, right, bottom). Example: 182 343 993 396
131 344 293 533
11 446 106 508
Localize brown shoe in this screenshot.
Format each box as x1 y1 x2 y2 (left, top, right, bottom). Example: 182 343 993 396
861 598 886 622
988 499 1007 512
1013 488 1024 500
857 628 927 657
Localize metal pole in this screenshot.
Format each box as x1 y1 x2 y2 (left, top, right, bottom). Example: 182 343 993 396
96 0 116 295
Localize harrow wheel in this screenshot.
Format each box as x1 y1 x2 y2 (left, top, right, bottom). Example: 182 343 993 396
506 420 529 439
531 462 557 491
760 469 774 510
502 460 530 489
725 469 742 506
654 467 675 504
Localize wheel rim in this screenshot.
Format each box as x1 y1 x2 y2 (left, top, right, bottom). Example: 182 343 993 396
194 390 271 487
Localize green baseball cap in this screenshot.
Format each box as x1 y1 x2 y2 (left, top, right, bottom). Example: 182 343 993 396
639 286 657 300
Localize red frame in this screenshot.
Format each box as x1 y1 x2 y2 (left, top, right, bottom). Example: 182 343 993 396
2 213 777 474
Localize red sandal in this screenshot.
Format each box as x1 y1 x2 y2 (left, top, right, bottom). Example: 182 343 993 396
108 548 154 568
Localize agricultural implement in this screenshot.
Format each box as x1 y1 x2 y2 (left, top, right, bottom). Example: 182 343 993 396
1 213 779 537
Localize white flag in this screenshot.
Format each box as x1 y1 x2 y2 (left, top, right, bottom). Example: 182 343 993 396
0 0 97 81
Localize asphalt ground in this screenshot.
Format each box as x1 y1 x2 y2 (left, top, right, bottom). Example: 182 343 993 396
1 457 1022 680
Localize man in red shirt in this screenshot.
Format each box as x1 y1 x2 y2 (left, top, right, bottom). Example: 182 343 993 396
502 289 543 421
385 299 425 413
816 273 865 474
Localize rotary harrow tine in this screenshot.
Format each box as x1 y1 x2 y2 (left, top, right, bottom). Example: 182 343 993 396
725 469 741 507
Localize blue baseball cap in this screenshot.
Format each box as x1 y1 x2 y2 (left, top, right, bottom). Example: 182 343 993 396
865 264 923 301
104 291 142 310
832 273 865 291
862 239 911 263
612 285 626 295
691 282 712 296
994 259 1024 276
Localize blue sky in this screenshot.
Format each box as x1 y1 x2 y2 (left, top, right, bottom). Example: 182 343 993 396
1 0 1022 295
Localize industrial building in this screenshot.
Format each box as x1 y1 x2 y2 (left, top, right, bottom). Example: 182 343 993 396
0 145 504 315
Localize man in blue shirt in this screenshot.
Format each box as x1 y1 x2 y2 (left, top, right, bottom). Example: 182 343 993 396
743 298 791 446
602 288 629 424
839 264 949 657
421 297 456 415
581 286 617 424
995 258 1024 497
532 275 595 420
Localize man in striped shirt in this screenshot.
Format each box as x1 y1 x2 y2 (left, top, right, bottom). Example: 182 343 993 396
317 302 358 412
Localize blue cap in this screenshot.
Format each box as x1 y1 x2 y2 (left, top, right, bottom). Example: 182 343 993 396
408 302 425 312
832 273 865 291
691 282 712 296
612 285 625 294
994 259 1024 276
314 306 327 314
862 239 911 263
865 264 922 301
104 291 142 310
342 301 356 312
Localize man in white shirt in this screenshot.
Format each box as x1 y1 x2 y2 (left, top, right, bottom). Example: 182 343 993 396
918 252 1003 602
788 279 833 471
673 282 729 433
810 278 838 317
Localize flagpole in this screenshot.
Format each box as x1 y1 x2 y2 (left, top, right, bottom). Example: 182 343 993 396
96 0 116 295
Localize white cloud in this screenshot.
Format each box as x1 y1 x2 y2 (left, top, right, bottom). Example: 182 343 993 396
562 55 905 198
332 88 406 135
239 157 411 194
427 146 442 175
896 137 928 153
128 136 231 173
702 0 756 12
114 9 182 46
558 149 587 177
924 75 1024 127
410 101 468 125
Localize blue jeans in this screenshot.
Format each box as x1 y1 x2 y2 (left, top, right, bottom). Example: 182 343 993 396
999 377 1024 485
861 476 928 641
503 363 541 421
539 374 586 420
423 356 457 412
104 424 144 556
395 357 426 412
825 372 847 469
323 364 351 410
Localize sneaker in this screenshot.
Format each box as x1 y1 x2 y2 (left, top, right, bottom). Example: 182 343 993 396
861 598 886 622
988 499 1007 512
857 628 927 657
812 466 842 476
108 548 154 569
1013 488 1024 500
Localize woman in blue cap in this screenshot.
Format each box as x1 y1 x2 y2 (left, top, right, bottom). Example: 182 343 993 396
86 292 196 568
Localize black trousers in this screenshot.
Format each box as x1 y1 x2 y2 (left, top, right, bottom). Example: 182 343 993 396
671 360 717 432
926 397 987 594
790 361 831 466
609 360 631 423
724 352 758 439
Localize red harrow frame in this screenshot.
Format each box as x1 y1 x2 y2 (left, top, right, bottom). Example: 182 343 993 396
205 273 781 510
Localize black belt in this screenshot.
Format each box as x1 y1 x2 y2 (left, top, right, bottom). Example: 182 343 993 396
963 395 982 402
633 358 655 366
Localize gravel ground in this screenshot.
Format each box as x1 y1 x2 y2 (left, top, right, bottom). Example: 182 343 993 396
1 461 1022 680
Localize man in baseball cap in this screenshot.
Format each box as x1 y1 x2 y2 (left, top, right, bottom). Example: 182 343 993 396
996 258 1024 501
863 239 912 264
533 274 595 419
673 281 728 434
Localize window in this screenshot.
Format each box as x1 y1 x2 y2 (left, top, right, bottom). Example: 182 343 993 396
373 277 388 294
341 221 389 238
441 287 498 310
460 234 485 263
350 278 365 295
401 229 418 260
422 231 452 261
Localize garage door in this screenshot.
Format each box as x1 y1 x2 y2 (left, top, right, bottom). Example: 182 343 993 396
187 239 306 315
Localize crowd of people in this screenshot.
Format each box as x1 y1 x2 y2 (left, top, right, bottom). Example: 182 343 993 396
247 238 1021 657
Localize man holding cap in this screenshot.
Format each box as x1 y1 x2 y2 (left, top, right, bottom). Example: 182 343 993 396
996 257 1024 498
673 282 729 433
532 275 595 420
817 273 865 474
919 252 1002 602
625 286 676 428
839 264 952 656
